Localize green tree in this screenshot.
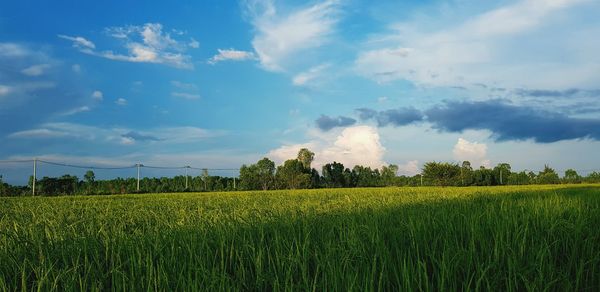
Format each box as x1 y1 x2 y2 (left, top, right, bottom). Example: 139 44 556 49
83 170 96 194
352 165 381 187
380 164 399 186
276 159 310 189
536 165 560 184
460 161 473 186
422 162 461 186
322 162 346 188
563 169 581 184
84 170 95 184
256 157 276 190
201 169 209 190
297 148 315 170
507 171 531 185
585 171 600 183
472 167 494 186
493 163 511 185
0 175 5 196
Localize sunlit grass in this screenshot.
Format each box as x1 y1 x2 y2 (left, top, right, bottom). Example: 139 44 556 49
1 185 599 290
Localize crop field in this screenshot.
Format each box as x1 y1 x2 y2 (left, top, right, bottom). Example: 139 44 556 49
1 185 600 291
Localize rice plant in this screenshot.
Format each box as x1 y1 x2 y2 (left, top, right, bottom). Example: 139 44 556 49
1 185 599 291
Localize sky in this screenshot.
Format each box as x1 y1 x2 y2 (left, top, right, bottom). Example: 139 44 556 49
1 0 600 183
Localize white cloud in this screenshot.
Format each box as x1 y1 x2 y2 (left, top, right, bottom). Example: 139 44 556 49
268 125 386 171
60 106 91 116
0 82 55 105
377 96 389 103
453 138 490 168
171 92 201 100
8 128 68 139
248 0 341 71
0 43 30 57
170 81 200 99
292 63 330 86
115 98 127 106
397 160 420 176
21 64 51 76
71 64 81 73
355 0 598 89
189 38 200 48
59 23 194 69
7 122 222 146
91 90 103 101
208 49 256 64
57 35 96 50
170 81 197 90
0 85 11 96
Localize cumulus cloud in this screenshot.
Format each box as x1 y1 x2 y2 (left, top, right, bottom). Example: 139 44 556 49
356 107 423 127
397 160 420 176
91 90 103 101
453 138 490 168
115 98 127 106
59 23 194 69
315 115 356 131
426 99 600 143
355 0 599 89
268 125 386 171
21 64 51 76
247 0 341 71
208 49 256 64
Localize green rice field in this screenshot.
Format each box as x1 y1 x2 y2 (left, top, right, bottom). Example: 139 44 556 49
1 185 599 291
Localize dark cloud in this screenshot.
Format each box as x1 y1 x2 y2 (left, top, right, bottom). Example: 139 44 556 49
426 100 600 143
515 88 600 98
356 107 423 127
121 131 163 142
315 115 356 131
356 108 377 120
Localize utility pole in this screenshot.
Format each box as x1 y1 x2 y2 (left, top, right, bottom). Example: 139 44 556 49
500 168 503 185
420 174 423 186
136 163 141 192
32 158 37 196
184 166 190 189
233 176 236 190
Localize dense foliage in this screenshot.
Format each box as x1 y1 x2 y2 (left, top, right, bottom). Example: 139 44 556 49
1 185 599 290
1 148 599 196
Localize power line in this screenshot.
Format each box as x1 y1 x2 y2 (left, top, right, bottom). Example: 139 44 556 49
142 165 186 170
37 160 137 170
189 167 239 171
0 159 34 164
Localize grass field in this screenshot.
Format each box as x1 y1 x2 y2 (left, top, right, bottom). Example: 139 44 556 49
1 185 600 291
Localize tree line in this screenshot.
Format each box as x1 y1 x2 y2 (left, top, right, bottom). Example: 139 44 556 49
1 148 599 196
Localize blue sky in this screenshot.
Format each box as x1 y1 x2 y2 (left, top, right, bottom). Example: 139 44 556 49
1 0 600 183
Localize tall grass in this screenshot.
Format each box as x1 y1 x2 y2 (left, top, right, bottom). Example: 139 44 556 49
1 185 599 290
